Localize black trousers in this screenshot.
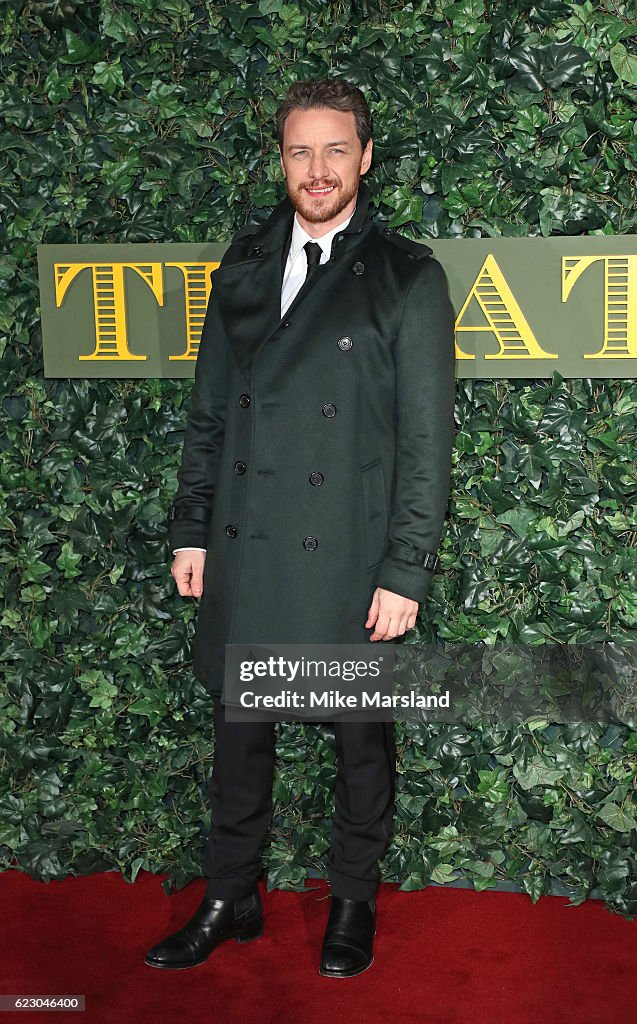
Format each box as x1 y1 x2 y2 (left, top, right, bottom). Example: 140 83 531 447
202 696 397 902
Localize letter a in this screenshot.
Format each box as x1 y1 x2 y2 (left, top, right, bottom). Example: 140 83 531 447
455 254 557 360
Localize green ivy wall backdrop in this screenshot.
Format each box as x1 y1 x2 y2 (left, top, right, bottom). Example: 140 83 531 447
1 0 637 915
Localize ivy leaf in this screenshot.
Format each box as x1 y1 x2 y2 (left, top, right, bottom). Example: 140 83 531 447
43 67 75 103
513 758 567 790
596 802 637 833
146 80 185 119
507 36 591 91
21 559 52 583
496 508 538 538
60 30 103 65
55 541 82 579
610 43 637 86
128 700 165 725
20 585 47 603
258 0 284 13
521 868 546 903
539 38 592 89
102 10 138 42
477 769 509 803
431 862 456 884
77 670 119 710
388 192 424 228
91 60 125 97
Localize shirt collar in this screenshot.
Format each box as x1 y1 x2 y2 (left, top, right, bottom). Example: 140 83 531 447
288 209 355 264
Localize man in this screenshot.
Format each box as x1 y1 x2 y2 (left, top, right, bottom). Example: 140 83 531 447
145 78 456 978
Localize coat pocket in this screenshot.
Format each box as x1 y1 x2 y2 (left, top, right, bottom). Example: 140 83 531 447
361 458 388 569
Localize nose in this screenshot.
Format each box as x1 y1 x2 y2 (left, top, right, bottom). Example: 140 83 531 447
307 150 330 181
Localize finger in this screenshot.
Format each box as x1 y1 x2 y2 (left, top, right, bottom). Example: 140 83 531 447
396 614 413 637
371 612 393 641
173 566 193 597
385 616 399 640
191 567 204 598
365 590 380 628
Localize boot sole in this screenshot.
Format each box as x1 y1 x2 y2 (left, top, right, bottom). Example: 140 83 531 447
318 955 374 979
144 925 263 969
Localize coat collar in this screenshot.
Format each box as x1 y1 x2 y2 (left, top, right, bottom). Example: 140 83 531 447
213 181 374 380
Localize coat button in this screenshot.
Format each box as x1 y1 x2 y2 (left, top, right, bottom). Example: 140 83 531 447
322 403 337 418
234 461 246 475
239 393 251 408
352 261 365 275
303 536 318 551
309 471 324 486
281 321 291 329
337 336 352 350
225 524 238 538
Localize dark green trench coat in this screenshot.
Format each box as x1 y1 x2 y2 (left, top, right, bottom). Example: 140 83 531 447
168 182 457 696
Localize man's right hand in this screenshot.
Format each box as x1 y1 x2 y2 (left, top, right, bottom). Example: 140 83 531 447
171 549 206 598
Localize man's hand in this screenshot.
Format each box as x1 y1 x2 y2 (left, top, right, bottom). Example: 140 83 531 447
171 549 206 598
365 587 419 641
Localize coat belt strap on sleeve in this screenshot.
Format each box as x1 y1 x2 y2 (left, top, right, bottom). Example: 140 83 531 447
169 505 211 524
386 542 440 572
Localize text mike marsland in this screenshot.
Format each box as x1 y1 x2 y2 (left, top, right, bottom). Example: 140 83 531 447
237 690 452 709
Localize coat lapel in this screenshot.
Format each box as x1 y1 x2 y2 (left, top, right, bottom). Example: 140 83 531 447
212 204 290 380
214 182 374 380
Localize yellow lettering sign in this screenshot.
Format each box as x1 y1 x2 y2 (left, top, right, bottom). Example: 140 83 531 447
54 262 164 361
165 262 220 360
455 254 557 360
562 256 637 358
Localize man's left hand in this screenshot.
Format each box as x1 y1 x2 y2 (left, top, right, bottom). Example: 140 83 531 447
365 587 419 641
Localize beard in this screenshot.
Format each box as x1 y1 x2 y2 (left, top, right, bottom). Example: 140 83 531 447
287 174 360 224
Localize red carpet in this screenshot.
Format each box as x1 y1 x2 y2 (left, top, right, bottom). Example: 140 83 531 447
2 870 636 1024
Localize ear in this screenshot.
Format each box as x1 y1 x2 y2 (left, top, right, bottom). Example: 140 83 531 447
360 139 373 176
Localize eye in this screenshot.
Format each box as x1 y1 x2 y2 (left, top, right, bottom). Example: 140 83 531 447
330 148 345 154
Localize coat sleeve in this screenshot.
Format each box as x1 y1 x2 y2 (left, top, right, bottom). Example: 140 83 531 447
375 255 457 604
167 285 230 552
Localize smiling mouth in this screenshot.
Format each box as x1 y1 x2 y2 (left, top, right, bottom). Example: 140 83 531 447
304 185 336 196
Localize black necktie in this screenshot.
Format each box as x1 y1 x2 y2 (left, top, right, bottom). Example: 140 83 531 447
304 241 323 281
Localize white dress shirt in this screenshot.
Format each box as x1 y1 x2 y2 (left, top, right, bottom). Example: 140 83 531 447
174 208 354 557
280 210 354 318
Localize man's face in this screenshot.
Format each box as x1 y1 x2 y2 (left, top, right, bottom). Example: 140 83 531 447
279 106 372 235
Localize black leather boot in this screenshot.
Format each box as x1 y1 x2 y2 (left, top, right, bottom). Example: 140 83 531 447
145 889 263 970
319 895 376 978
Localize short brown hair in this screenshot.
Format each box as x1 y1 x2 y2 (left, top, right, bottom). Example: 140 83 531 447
275 78 372 151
